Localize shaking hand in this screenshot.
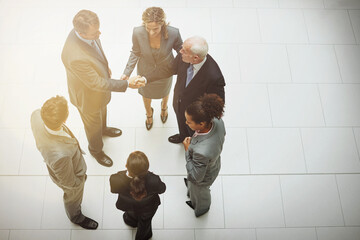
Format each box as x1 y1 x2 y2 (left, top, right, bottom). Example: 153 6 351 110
128 75 146 89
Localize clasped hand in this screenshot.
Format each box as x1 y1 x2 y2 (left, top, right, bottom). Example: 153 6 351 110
127 75 146 89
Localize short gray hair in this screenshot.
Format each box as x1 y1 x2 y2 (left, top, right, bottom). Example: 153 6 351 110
73 10 99 34
188 36 208 59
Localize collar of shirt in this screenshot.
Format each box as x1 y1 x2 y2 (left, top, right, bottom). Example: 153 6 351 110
192 56 207 77
126 171 133 178
75 30 93 47
44 124 72 138
192 120 214 138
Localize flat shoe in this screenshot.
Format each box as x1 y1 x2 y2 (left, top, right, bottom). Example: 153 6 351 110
103 127 122 137
168 134 183 144
92 152 113 167
78 217 98 230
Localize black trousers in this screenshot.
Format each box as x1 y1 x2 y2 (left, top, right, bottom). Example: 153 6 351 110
174 103 194 140
123 209 157 240
78 106 107 156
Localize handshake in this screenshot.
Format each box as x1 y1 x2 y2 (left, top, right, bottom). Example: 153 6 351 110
121 74 146 89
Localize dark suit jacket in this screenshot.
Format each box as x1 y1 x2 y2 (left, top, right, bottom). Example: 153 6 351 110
110 171 166 213
124 26 183 83
172 54 225 114
61 29 128 114
31 109 86 190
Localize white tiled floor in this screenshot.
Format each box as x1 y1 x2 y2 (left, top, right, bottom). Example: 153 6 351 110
0 1 359 240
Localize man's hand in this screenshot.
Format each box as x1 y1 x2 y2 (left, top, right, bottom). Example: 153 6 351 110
183 137 191 151
128 75 145 89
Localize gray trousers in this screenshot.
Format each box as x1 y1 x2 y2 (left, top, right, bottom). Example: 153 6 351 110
187 181 211 217
78 107 107 156
57 175 86 224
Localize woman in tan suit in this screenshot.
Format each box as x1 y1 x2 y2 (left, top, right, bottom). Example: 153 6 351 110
121 7 183 130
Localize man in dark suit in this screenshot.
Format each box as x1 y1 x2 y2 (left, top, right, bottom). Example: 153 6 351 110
31 96 98 229
168 36 225 144
62 10 144 167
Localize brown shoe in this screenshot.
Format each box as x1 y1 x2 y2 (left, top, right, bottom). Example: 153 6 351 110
160 102 168 124
146 107 154 130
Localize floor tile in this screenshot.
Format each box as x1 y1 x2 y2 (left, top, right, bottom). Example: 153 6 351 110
324 0 360 9
319 84 360 126
195 229 256 240
234 0 279 8
163 176 224 228
188 0 233 7
165 8 212 42
256 228 317 240
211 9 261 43
135 128 186 175
268 84 325 127
9 230 70 240
258 9 308 43
0 176 46 229
247 128 306 174
220 128 250 174
280 175 344 227
103 176 165 229
223 176 285 228
336 174 360 225
0 230 9 240
78 128 136 176
0 8 22 44
349 10 360 43
287 45 341 83
301 128 360 173
304 10 356 44
279 0 324 8
239 44 291 83
152 230 195 240
223 84 272 127
335 45 360 83
0 129 25 175
208 44 240 84
41 176 104 229
316 227 360 240
71 230 132 240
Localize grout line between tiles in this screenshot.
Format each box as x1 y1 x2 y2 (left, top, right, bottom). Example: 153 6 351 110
256 8 263 43
315 226 320 240
245 128 252 174
333 45 344 83
17 129 26 175
316 84 327 126
265 84 274 127
40 177 48 230
101 176 106 230
347 9 358 43
299 128 309 173
278 175 287 227
302 9 311 43
220 176 226 228
352 128 360 162
334 175 347 226
285 45 293 83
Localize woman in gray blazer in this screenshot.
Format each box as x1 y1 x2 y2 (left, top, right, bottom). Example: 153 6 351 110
121 7 183 130
182 94 226 217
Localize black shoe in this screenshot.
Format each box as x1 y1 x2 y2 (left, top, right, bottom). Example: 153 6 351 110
168 134 183 144
184 178 188 187
92 152 113 167
186 201 194 210
103 127 122 137
78 217 98 230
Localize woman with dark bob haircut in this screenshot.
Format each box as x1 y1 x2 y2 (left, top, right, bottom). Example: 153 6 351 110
110 151 166 240
182 93 226 217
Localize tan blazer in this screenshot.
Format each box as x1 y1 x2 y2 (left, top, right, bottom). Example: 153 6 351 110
62 29 128 114
31 109 86 190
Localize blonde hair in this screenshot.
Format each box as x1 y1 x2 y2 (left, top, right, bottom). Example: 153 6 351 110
142 7 169 39
73 10 99 34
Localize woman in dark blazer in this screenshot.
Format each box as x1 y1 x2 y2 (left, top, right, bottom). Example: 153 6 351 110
110 151 166 240
182 94 226 217
121 7 183 130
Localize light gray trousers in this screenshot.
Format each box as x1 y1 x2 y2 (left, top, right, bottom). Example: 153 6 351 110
187 181 211 217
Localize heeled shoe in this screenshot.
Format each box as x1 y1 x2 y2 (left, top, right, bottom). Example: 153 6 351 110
160 102 168 124
146 107 154 130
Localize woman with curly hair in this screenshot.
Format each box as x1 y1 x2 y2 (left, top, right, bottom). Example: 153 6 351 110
182 93 226 217
121 7 183 130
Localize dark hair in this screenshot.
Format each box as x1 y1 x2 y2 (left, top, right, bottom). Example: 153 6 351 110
185 93 224 125
73 10 99 34
126 151 149 201
41 95 69 131
142 7 169 39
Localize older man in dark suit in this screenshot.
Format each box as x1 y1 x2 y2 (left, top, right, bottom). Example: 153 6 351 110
62 10 144 167
31 96 98 229
168 36 225 144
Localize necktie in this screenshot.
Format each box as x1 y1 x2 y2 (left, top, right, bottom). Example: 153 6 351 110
185 64 194 87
